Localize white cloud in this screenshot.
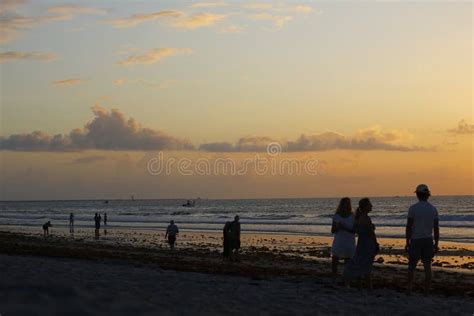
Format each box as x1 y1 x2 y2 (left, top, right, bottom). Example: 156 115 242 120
171 13 227 29
191 2 229 8
0 50 57 63
116 48 192 66
250 12 293 28
114 78 177 89
219 25 244 34
47 4 107 15
52 78 87 87
105 10 183 28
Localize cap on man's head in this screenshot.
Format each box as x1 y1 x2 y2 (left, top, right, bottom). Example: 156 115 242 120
415 184 430 193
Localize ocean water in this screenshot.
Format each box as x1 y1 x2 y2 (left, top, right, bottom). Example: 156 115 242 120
0 196 473 243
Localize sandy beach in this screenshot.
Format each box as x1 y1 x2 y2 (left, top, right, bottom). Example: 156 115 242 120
1 228 474 315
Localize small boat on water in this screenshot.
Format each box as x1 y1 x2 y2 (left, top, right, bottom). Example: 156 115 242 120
182 199 195 207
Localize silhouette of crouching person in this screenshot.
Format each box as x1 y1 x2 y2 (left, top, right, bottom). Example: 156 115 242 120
43 221 52 237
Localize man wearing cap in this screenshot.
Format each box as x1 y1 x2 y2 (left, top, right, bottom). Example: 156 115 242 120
405 184 440 295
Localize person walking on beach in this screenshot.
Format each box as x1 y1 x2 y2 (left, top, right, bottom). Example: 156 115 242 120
165 220 179 250
331 197 356 282
223 221 232 260
69 213 74 232
226 215 241 262
343 198 379 289
104 213 107 226
43 221 52 237
405 184 439 295
94 213 101 231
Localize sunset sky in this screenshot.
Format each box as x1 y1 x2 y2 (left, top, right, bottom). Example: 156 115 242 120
1 0 472 200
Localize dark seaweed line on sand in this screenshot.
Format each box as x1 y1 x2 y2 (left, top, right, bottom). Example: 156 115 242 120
0 231 473 298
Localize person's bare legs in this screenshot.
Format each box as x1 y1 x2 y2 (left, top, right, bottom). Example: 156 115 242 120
422 260 432 295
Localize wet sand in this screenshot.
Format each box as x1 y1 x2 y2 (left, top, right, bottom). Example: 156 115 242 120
1 227 474 287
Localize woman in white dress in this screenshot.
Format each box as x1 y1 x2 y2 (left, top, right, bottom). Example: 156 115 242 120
331 197 356 281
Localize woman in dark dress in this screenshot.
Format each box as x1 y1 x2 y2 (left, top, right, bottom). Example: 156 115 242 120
343 198 379 289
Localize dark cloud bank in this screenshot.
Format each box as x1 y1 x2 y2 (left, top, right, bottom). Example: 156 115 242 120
1 106 431 152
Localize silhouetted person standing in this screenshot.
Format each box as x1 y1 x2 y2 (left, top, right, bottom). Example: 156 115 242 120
69 212 74 232
165 220 179 250
331 197 356 282
343 198 379 289
94 213 101 230
227 216 241 262
223 221 232 260
406 184 439 295
43 221 52 237
104 213 107 226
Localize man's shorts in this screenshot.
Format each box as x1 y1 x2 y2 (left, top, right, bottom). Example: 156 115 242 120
408 237 434 271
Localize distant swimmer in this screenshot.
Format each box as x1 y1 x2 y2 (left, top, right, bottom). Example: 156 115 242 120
43 221 52 237
165 220 179 250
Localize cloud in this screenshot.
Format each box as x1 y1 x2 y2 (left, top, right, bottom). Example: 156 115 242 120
200 127 428 152
117 47 192 66
171 13 227 29
0 105 195 151
219 25 244 34
0 110 428 153
0 51 57 63
52 78 87 87
447 120 474 135
0 13 71 43
242 3 313 13
291 5 313 14
47 4 107 15
114 79 127 86
200 136 275 152
250 12 293 28
241 3 274 10
114 78 177 89
241 3 313 29
191 2 229 8
0 1 94 43
105 10 227 30
0 0 26 13
105 10 183 28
